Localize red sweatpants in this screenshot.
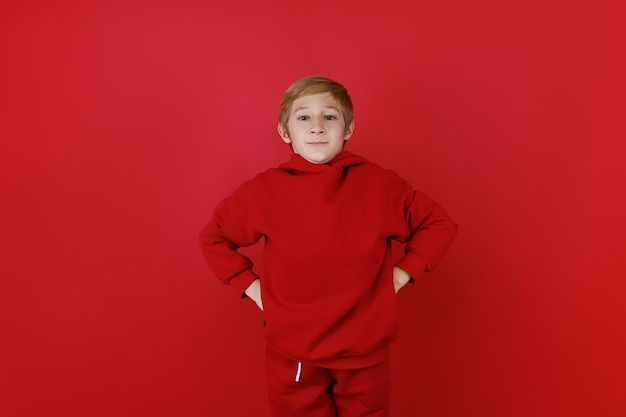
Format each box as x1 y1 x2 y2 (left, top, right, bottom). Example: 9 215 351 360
265 347 391 417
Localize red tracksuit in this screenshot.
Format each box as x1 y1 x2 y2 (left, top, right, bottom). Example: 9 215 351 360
199 151 458 416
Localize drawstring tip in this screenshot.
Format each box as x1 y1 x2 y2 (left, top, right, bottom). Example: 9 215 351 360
295 361 302 382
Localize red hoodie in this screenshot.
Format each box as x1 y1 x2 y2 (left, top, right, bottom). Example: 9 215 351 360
199 151 458 368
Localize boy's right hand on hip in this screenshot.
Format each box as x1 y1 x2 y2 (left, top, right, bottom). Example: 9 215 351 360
244 278 264 311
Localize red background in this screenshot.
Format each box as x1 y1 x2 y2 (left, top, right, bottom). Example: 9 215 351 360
1 0 625 416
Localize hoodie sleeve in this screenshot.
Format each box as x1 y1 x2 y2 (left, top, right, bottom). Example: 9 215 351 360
392 180 459 282
199 185 264 297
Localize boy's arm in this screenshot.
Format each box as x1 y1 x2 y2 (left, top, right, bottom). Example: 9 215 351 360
199 197 264 298
394 187 458 285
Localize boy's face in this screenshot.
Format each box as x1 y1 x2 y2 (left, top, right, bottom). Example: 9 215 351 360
278 93 355 164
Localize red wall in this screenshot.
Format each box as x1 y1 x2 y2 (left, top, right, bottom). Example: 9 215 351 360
2 1 625 416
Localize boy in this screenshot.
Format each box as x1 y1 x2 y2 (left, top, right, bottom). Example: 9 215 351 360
199 76 458 417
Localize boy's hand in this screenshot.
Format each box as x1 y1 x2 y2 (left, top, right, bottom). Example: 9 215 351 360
393 266 412 294
244 279 264 311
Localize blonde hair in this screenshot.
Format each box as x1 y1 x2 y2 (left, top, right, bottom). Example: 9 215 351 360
279 75 353 135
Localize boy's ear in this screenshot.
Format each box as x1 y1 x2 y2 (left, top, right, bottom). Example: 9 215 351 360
278 123 291 144
344 119 355 141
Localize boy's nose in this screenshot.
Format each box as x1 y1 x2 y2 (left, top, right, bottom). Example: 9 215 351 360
310 119 325 134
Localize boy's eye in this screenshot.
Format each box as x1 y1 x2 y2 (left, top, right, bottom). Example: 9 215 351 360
324 115 337 120
297 115 310 121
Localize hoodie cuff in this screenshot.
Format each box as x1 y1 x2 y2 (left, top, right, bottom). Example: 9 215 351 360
395 253 428 283
228 269 260 298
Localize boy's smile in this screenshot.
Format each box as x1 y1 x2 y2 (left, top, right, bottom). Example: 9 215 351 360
278 93 355 164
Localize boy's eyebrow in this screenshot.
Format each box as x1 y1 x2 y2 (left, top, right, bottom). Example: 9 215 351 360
293 105 340 113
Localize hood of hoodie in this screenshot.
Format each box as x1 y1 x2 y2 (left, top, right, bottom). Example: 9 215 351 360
278 151 368 175
278 151 369 201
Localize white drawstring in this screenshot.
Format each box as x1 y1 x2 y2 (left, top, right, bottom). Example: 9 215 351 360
295 361 302 382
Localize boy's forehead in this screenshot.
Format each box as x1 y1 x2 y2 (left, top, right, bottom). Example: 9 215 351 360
291 92 340 112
